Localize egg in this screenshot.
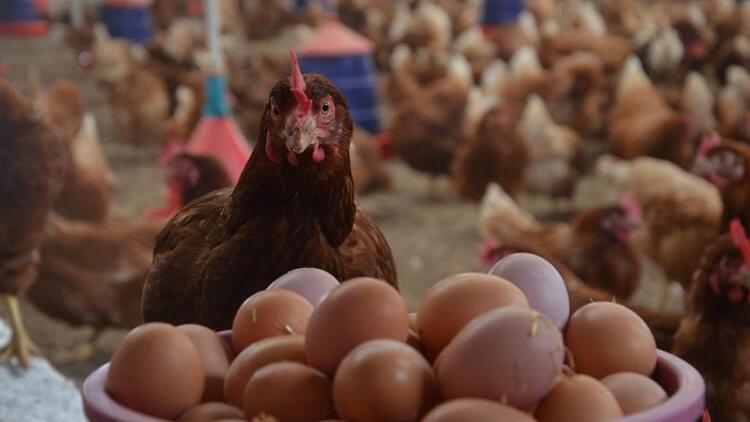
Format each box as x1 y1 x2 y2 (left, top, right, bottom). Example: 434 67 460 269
437 307 564 408
178 402 245 422
178 324 232 402
565 302 657 378
243 361 335 422
489 253 570 329
601 372 667 415
535 374 623 422
267 267 340 306
333 339 439 422
423 399 538 422
305 278 409 375
224 335 306 408
417 273 529 357
232 289 312 352
105 323 204 420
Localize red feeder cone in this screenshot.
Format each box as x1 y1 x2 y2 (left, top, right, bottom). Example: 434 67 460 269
0 0 48 37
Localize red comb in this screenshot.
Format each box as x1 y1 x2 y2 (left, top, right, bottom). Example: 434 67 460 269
289 51 312 113
730 219 750 267
698 132 721 157
619 193 642 220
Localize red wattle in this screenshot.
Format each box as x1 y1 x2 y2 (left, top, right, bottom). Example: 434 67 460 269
288 151 299 167
312 144 325 163
265 135 282 165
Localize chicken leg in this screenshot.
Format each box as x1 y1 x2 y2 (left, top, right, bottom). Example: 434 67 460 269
0 294 38 368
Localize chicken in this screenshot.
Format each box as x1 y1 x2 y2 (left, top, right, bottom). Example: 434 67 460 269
350 128 391 195
385 45 450 111
682 71 717 136
26 214 153 357
147 152 234 221
92 26 170 145
0 80 67 367
30 80 114 223
518 95 584 198
451 103 527 201
390 2 452 53
608 156 723 288
673 220 750 422
142 54 397 329
608 56 695 168
693 136 750 229
391 55 473 192
479 184 642 299
239 0 295 40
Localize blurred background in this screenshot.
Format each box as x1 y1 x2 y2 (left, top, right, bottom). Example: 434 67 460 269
0 0 744 396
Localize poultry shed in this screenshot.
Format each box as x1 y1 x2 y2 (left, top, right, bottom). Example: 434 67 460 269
1 0 748 420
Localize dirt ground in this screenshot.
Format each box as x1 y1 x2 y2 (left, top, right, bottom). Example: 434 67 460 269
0 30 676 387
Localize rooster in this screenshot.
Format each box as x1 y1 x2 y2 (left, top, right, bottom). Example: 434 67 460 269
142 53 397 329
673 220 750 422
0 80 67 367
479 184 642 300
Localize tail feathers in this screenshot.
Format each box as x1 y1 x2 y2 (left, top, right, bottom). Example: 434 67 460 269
683 72 716 132
481 59 508 99
510 46 544 80
73 113 113 185
618 55 653 100
479 183 542 240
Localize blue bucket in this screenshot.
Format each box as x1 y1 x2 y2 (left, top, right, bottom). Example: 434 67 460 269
480 0 525 27
299 54 381 133
100 4 152 44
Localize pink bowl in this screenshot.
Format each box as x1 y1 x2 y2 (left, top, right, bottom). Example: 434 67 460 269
81 333 705 422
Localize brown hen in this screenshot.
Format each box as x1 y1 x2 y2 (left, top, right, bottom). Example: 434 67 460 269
143 55 397 330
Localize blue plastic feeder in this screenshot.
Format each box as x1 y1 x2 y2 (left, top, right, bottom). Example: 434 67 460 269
100 0 152 45
0 0 48 37
480 0 526 28
297 19 381 134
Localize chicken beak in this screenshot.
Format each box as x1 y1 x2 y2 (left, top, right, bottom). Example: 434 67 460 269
286 127 316 154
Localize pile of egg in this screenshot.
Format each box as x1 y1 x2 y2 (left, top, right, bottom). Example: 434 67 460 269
104 253 667 422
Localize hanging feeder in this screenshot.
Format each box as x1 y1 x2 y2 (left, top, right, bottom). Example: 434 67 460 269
100 0 153 45
0 0 48 37
296 13 381 134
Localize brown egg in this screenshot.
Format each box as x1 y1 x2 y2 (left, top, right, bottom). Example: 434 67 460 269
333 339 439 422
178 402 245 421
565 302 657 379
417 273 529 357
423 399 538 422
535 375 623 422
178 324 232 402
243 361 334 422
224 335 306 408
105 323 204 420
305 278 409 375
232 289 312 353
601 372 667 415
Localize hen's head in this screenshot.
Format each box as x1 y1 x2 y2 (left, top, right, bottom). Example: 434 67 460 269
575 194 642 244
692 133 746 189
693 220 750 312
261 52 352 169
166 153 232 204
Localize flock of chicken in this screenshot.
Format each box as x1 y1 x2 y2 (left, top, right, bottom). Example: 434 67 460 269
3 0 750 419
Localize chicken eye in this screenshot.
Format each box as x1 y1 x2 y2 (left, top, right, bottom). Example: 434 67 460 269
271 104 280 118
320 102 331 115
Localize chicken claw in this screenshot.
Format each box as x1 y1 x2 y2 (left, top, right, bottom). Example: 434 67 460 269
0 295 39 368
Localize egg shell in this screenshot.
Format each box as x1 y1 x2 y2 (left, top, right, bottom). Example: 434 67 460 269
105 323 204 420
178 324 232 402
408 313 418 331
423 398 538 422
178 402 245 422
601 372 667 415
224 335 306 408
333 339 439 422
417 273 530 357
305 277 409 375
489 253 570 329
243 361 334 422
535 374 623 422
437 307 564 408
565 302 657 378
232 289 313 353
267 267 340 306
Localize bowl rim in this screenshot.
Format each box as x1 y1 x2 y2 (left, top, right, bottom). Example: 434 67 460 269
82 346 705 422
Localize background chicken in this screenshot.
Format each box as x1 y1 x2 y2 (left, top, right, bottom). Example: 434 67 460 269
479 184 642 300
351 128 392 195
673 220 750 421
0 79 67 367
143 57 397 329
608 56 695 168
